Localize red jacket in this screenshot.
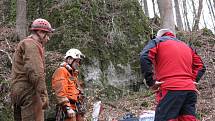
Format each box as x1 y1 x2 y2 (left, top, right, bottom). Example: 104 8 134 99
140 34 206 90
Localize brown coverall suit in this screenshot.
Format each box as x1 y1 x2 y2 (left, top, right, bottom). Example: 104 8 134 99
10 36 48 121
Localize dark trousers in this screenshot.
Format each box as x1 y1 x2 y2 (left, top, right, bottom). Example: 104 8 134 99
155 90 198 121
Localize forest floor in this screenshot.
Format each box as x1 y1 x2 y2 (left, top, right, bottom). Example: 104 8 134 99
0 27 215 121
84 89 215 121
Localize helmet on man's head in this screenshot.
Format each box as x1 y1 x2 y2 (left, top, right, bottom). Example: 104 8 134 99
64 48 85 60
30 18 55 33
156 28 175 38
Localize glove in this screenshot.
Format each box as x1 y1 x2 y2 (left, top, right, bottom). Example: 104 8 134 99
65 106 76 118
150 81 164 93
41 95 49 109
78 94 85 101
39 90 49 109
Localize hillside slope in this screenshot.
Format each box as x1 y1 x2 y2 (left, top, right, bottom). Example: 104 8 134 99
0 0 214 120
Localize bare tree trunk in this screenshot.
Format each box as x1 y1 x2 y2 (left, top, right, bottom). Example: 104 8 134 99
152 0 156 16
206 0 215 29
213 0 215 11
207 0 215 31
193 0 203 31
143 0 149 17
16 0 27 41
208 0 215 21
191 0 197 16
191 0 197 29
174 0 183 30
212 0 215 28
183 0 191 31
157 0 175 33
202 13 208 28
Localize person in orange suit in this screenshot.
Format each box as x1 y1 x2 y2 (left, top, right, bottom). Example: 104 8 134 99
52 48 86 121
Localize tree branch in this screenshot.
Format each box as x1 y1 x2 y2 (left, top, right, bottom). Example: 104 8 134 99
0 49 12 64
4 38 11 50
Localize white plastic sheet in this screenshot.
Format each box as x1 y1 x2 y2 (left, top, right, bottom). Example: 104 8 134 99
92 101 102 121
139 110 155 121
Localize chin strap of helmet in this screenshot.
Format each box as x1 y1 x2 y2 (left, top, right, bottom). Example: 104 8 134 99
72 59 81 70
35 31 48 46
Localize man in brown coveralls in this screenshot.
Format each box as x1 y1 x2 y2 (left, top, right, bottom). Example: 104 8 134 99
10 18 54 121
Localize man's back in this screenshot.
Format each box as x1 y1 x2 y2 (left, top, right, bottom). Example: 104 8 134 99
140 29 206 121
140 35 205 91
11 37 44 87
155 37 195 90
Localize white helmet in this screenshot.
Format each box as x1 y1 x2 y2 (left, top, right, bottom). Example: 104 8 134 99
156 28 174 38
64 48 85 59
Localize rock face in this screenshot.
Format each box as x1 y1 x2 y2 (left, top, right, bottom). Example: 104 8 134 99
43 0 150 88
42 1 150 119
0 0 215 120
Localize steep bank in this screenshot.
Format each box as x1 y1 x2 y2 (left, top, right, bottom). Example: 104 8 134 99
0 0 214 120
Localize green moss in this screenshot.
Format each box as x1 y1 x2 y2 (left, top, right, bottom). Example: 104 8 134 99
28 0 151 104
0 104 13 121
45 0 149 76
140 101 149 107
202 28 214 36
99 85 123 101
8 0 16 24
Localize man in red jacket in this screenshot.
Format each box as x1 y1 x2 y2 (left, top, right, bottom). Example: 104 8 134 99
140 29 206 121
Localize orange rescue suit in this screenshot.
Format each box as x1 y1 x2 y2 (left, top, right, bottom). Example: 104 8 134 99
52 66 81 110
